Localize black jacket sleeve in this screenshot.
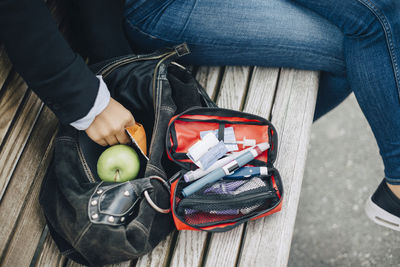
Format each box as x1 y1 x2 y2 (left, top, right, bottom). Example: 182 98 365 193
69 0 133 64
0 0 99 124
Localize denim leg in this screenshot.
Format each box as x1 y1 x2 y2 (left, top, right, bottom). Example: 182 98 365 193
291 0 400 184
315 72 351 120
124 1 352 118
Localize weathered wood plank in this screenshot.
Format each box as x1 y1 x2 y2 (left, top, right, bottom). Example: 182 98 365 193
135 235 174 267
168 231 208 267
243 67 280 118
165 67 224 267
0 73 29 145
0 90 43 201
200 66 251 267
238 69 319 267
168 66 242 267
195 66 222 100
203 67 279 267
1 115 57 266
136 66 223 267
216 66 250 110
107 261 133 267
34 232 67 267
0 106 58 263
0 46 12 91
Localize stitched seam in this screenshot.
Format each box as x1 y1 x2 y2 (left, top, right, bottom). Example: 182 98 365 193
131 220 149 236
146 164 166 178
76 142 96 183
147 164 164 174
55 137 75 143
62 248 76 256
177 0 198 39
72 222 92 247
356 0 400 96
160 105 176 113
126 19 159 40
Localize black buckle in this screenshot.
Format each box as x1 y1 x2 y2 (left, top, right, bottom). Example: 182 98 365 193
174 43 191 57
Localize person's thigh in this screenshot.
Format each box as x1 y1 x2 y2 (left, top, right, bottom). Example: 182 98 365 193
124 0 345 75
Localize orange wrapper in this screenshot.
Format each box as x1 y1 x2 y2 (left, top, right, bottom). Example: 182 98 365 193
125 123 147 157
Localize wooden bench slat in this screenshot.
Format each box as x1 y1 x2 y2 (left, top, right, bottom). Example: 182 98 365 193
203 67 279 267
0 90 44 200
168 227 208 267
0 72 29 145
199 66 251 267
195 66 222 100
238 69 319 267
134 236 174 267
166 66 225 267
168 66 242 267
0 106 57 264
136 66 223 267
0 46 12 91
34 232 67 267
215 66 250 110
243 67 280 119
2 121 56 266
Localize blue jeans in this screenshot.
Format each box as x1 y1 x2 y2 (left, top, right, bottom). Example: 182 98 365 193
123 0 400 185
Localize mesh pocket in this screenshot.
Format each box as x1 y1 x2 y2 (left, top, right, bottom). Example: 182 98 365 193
176 177 278 226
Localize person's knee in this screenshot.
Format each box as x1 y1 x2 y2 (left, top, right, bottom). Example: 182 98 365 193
342 0 398 38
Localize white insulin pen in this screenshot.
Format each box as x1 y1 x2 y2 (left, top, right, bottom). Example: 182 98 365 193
181 142 270 197
183 146 255 182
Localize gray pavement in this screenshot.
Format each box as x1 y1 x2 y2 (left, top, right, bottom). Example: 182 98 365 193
288 94 400 267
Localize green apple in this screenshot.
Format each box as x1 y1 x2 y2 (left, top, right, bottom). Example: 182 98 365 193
97 144 140 182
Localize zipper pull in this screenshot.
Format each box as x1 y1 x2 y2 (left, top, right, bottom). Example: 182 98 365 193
169 171 183 185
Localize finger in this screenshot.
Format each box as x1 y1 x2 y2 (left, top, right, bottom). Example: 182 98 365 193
124 113 135 127
91 136 108 146
116 130 131 144
97 139 108 147
86 130 107 147
105 135 119 146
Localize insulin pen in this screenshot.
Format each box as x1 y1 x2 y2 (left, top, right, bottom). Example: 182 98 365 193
181 142 270 197
183 146 254 182
225 166 269 179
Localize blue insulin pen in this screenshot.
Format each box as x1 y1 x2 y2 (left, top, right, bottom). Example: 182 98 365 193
181 142 270 197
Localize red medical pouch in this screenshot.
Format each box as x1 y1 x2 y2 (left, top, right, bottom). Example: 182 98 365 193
166 107 283 232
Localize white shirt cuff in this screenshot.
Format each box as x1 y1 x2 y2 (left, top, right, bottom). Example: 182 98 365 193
70 75 111 130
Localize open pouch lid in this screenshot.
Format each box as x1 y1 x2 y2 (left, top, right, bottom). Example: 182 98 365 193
166 107 278 171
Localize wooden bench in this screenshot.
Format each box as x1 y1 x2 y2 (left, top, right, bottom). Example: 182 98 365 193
0 1 319 266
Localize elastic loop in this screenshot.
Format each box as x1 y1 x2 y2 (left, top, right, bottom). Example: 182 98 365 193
144 190 170 214
143 176 171 214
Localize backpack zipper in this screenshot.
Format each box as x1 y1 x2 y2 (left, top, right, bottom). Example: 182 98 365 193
99 52 173 78
147 51 178 159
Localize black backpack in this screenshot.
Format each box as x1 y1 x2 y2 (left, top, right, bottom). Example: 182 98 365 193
39 43 215 266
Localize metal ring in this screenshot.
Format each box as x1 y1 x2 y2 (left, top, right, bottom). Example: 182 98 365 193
150 176 171 193
143 176 171 214
144 190 170 214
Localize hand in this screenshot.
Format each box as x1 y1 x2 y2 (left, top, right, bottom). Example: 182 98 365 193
85 97 135 146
